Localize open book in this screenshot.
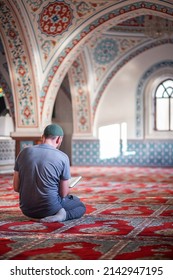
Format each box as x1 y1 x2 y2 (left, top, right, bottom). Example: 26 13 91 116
69 176 82 188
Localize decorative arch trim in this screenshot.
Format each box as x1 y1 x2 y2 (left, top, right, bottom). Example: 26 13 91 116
41 1 173 124
0 0 39 128
68 54 92 136
93 39 173 116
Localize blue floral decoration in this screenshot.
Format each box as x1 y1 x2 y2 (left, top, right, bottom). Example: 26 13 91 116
94 38 118 65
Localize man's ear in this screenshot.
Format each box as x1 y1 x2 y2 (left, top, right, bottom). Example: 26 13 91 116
56 136 60 143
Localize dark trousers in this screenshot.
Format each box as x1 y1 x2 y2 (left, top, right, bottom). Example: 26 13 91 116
61 195 86 220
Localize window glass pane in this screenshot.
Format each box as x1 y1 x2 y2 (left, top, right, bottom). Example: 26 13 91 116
156 85 164 98
156 99 169 130
166 87 173 96
163 79 173 89
162 90 169 98
162 80 173 97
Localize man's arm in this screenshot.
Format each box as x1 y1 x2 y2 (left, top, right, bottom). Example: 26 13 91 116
13 171 20 193
59 179 70 198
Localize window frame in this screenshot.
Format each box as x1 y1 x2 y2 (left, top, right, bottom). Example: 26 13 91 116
145 69 173 139
154 79 173 132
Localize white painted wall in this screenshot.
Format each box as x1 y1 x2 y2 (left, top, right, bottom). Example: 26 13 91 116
94 43 173 139
0 114 14 136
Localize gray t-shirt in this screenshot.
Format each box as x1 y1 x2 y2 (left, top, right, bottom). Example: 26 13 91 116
14 144 71 218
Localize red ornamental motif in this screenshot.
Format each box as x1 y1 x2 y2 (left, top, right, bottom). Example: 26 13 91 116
130 5 136 11
109 13 115 19
23 106 31 119
39 2 72 36
162 8 167 13
8 29 17 39
151 5 156 10
18 65 26 77
80 116 86 125
43 86 48 93
53 65 58 72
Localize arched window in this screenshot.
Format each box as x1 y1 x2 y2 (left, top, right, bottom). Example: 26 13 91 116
154 79 173 131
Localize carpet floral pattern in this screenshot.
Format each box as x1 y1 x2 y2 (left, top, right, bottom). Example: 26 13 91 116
0 166 173 260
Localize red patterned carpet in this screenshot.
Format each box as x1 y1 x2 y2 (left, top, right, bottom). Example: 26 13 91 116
0 166 173 260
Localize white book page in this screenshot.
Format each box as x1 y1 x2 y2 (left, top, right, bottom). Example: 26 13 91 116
69 176 82 188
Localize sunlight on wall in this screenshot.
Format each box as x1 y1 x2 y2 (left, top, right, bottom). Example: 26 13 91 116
99 122 135 159
99 124 120 159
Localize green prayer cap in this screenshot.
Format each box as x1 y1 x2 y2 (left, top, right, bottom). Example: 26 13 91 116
43 124 64 137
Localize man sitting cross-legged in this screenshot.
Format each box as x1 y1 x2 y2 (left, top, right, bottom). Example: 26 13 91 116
13 124 86 223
